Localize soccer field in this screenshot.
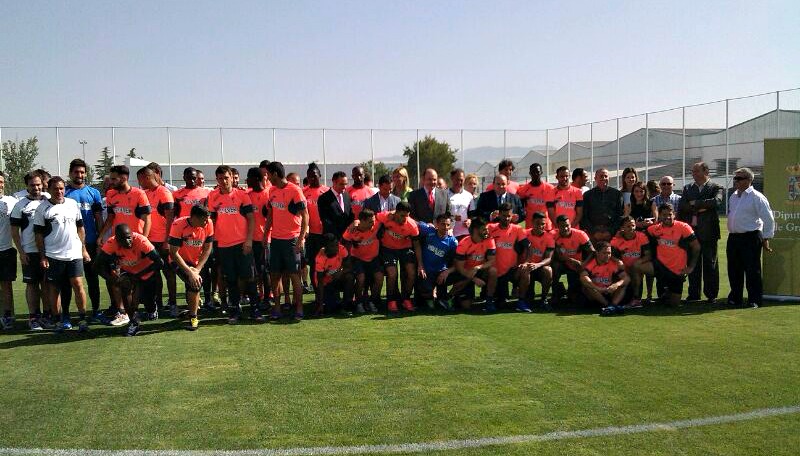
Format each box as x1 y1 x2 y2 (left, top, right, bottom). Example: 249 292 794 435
1 228 799 455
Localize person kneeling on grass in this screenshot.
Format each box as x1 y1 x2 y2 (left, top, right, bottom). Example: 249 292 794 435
551 214 595 307
168 205 214 331
580 241 629 315
96 223 164 336
488 203 528 310
638 203 700 307
517 211 555 312
454 217 498 312
314 234 354 316
611 216 651 308
342 209 383 314
416 212 459 311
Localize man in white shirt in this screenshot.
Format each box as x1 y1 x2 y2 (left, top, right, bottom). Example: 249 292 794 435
34 177 91 331
0 172 18 329
726 167 775 308
10 172 51 330
448 168 473 239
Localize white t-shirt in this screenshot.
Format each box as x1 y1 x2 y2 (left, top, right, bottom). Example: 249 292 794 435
0 195 18 251
448 188 475 237
33 198 84 261
11 196 47 253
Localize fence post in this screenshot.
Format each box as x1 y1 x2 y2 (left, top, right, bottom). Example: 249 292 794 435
370 129 375 180
567 126 571 170
615 119 620 187
644 113 649 182
460 129 465 171
219 128 225 164
416 129 420 187
503 129 507 159
272 128 277 162
545 129 550 182
56 127 62 176
0 126 4 170
590 123 594 178
322 129 327 182
682 107 686 189
724 99 730 213
166 127 173 186
112 127 116 165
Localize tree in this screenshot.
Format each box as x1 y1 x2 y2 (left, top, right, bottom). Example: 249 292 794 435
403 135 458 187
95 146 114 181
360 160 392 182
1 136 39 191
127 147 143 159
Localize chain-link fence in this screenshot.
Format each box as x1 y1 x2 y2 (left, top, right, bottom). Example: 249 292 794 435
2 88 799 199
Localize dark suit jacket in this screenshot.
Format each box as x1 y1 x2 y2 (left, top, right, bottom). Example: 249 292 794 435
318 189 354 239
408 187 450 223
364 192 401 214
678 181 724 241
471 190 525 223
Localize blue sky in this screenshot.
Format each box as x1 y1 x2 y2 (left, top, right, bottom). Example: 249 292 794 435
1 0 799 172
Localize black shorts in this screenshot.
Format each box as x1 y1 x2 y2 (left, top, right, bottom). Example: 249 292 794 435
157 245 171 271
217 244 255 281
352 256 382 276
380 247 415 269
452 269 490 299
129 273 158 305
654 258 685 295
556 267 580 290
172 262 202 293
22 252 45 284
270 238 301 273
0 248 17 282
528 266 550 283
46 257 85 283
305 233 325 266
497 268 518 284
252 241 267 275
419 269 457 295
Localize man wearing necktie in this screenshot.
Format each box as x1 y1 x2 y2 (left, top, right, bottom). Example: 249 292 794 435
318 171 354 240
473 174 525 223
409 168 450 224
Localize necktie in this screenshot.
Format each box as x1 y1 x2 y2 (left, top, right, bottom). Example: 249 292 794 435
337 193 344 211
428 189 435 210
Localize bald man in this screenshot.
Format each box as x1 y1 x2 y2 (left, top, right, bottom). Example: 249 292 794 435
472 174 525 223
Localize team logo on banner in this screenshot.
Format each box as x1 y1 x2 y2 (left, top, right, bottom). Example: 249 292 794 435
786 164 800 202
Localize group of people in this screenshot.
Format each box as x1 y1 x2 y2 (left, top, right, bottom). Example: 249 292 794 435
0 156 775 336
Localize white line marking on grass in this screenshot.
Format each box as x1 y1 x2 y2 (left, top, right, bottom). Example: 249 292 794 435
2 405 798 456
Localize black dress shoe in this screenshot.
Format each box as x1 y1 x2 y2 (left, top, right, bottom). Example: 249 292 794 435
685 295 701 302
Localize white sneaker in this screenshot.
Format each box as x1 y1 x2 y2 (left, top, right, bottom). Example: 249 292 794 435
110 312 130 326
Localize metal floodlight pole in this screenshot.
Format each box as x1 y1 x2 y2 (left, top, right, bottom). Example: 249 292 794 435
219 128 225 164
416 129 420 187
322 129 327 181
79 139 87 161
682 107 686 189
56 127 62 175
615 119 620 187
644 113 649 182
370 129 375 179
166 127 173 185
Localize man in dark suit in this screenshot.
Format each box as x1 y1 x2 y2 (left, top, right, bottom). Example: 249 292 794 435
318 171 354 239
472 174 525 223
678 162 724 303
364 174 400 214
408 168 450 223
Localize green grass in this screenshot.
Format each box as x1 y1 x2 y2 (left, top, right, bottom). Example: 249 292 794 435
0 221 798 455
